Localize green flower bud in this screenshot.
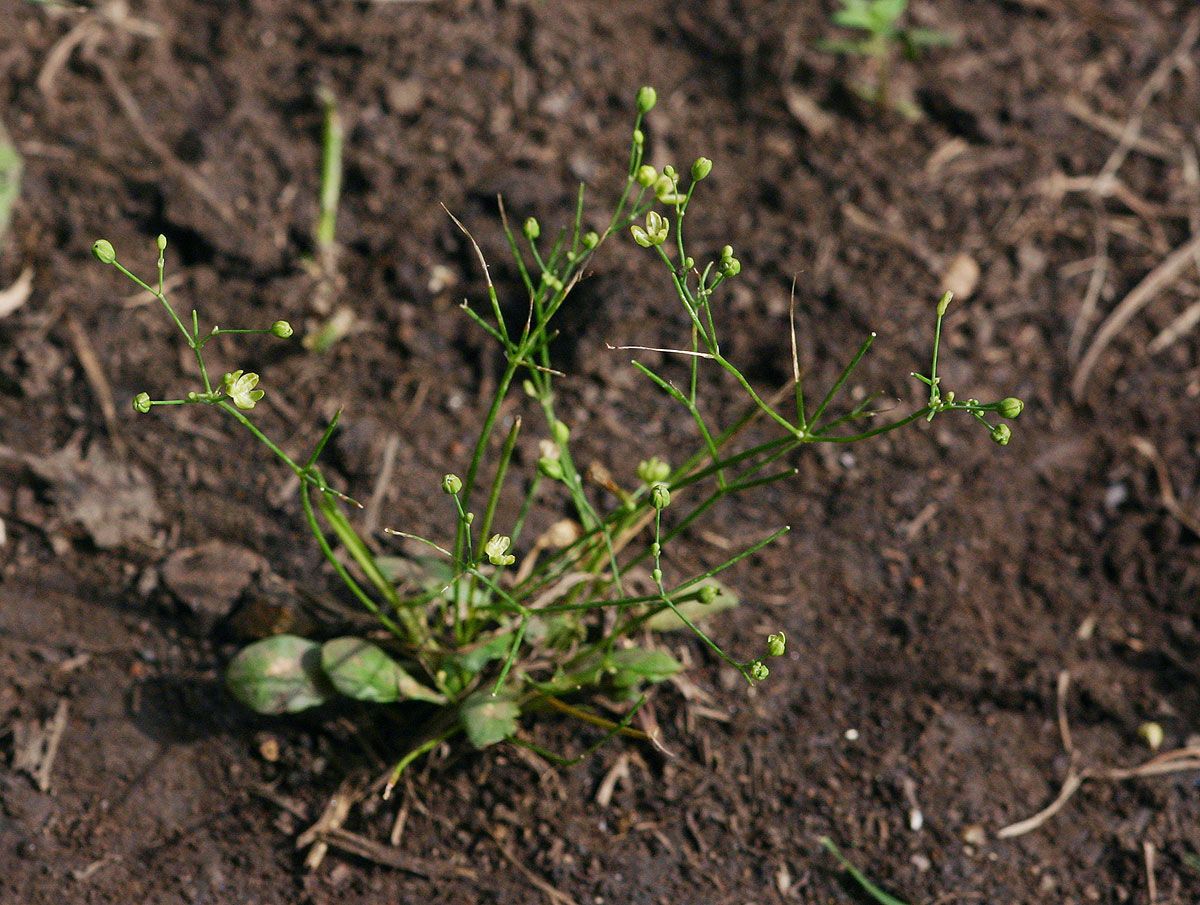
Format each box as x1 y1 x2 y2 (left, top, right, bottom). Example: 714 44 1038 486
748 660 769 682
636 456 671 484
523 217 540 241
650 542 661 557
651 482 671 510
652 567 663 583
937 291 953 317
691 157 712 181
132 392 152 414
722 257 741 277
662 165 677 180
156 234 167 252
698 584 719 605
767 631 786 657
636 165 658 187
583 231 599 249
632 128 644 145
998 397 1024 419
442 474 463 495
551 420 570 444
636 86 657 114
484 534 516 567
91 239 116 265
990 423 1012 446
719 244 733 262
270 320 294 338
538 457 565 481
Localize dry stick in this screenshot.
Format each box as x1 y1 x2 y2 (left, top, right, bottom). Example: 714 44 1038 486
1144 841 1158 905
1072 231 1200 399
1067 202 1111 362
1129 436 1200 536
65 314 127 459
998 680 1200 840
1092 12 1200 196
1149 142 1200 353
1069 14 1199 375
363 432 400 536
1062 95 1174 162
297 782 356 871
93 58 236 227
315 826 476 879
35 699 69 793
486 827 579 905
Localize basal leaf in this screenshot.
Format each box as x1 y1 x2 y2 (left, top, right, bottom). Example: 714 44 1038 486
226 635 332 715
320 637 444 704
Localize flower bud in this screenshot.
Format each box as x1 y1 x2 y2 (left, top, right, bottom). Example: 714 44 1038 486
652 567 663 583
551 420 570 444
583 231 599 249
691 157 712 181
91 239 116 265
156 234 167 252
936 291 953 317
722 257 741 277
132 392 152 414
650 482 671 510
636 86 657 114
767 631 786 657
442 473 462 495
719 244 733 262
636 165 657 187
632 128 644 146
698 584 719 605
538 457 565 481
270 320 294 338
523 217 540 241
997 397 1023 419
748 661 769 682
990 423 1011 446
636 456 671 484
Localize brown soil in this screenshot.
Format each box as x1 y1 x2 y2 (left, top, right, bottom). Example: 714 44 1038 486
4 1 1200 903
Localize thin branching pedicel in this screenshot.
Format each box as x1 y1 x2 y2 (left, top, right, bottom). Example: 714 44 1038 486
91 86 1021 793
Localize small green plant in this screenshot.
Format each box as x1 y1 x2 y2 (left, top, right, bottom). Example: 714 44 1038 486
91 87 1020 792
820 837 914 905
821 0 952 115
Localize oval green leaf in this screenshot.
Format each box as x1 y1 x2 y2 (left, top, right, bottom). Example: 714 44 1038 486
459 689 520 749
226 635 332 715
320 637 444 704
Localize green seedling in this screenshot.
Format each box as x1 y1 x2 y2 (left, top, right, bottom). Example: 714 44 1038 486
91 86 1021 793
820 837 914 905
305 86 352 350
821 0 953 116
0 121 22 247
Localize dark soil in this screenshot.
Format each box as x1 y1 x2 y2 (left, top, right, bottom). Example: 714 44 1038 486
4 1 1200 902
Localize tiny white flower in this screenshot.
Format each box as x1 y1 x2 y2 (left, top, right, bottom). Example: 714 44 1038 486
484 534 515 567
223 370 265 410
